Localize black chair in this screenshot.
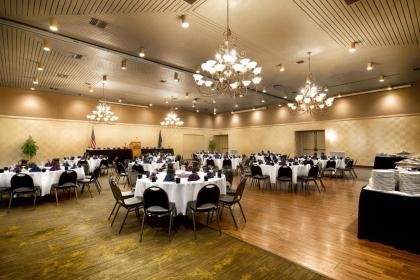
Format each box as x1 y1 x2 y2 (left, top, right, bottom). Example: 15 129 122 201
51 170 78 206
108 177 142 234
223 169 234 193
187 184 221 239
140 186 177 242
219 177 247 229
322 160 336 177
8 173 40 211
276 166 293 191
206 159 215 168
99 159 111 175
80 162 90 178
237 163 252 180
336 159 356 179
222 159 232 169
116 162 128 187
132 164 144 174
297 165 326 192
0 186 10 202
250 165 271 190
127 170 140 188
77 167 101 197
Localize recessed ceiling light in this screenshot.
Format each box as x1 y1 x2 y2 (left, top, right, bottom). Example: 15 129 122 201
175 107 178 110
324 86 328 92
118 98 124 103
367 62 373 71
261 99 265 103
235 104 238 108
174 72 180 82
278 64 285 72
36 62 44 71
32 77 39 84
165 99 169 104
262 88 267 93
284 96 288 99
89 86 93 93
138 47 145 57
231 111 234 114
49 17 58 31
196 109 199 113
278 104 282 107
121 59 127 70
149 103 153 107
387 85 392 90
349 41 357 53
212 99 216 104
379 75 385 82
180 15 189 29
195 66 200 73
42 40 51 51
30 87 35 91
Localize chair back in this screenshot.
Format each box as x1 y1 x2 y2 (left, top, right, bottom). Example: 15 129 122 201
108 176 124 203
116 162 126 175
81 163 90 176
58 170 77 186
307 165 319 178
196 184 220 209
206 159 215 167
128 170 140 187
143 186 170 211
10 173 35 191
233 177 247 201
304 159 314 166
132 164 144 174
346 159 354 168
277 166 292 178
222 159 232 168
251 165 263 176
100 159 108 167
223 169 234 186
91 167 101 180
326 160 336 169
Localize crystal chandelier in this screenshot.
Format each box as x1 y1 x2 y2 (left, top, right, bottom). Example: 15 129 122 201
288 52 334 112
87 75 119 122
160 112 184 127
192 0 262 98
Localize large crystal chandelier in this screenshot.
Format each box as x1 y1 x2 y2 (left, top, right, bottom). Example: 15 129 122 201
192 0 262 98
160 112 184 127
288 52 334 112
87 75 119 122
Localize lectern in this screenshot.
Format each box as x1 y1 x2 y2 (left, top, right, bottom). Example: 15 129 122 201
129 141 141 158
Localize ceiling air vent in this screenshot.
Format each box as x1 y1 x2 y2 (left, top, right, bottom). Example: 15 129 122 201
57 73 69 79
89 17 108 29
183 0 198 4
71 53 85 60
296 60 304 64
344 0 360 5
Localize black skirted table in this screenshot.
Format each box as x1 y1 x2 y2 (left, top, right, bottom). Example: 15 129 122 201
86 148 133 160
358 186 420 254
141 148 174 155
373 156 406 169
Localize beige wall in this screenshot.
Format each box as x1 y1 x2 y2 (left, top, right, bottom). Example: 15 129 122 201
1 84 419 167
0 115 212 166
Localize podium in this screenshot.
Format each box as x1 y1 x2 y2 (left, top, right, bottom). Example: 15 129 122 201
129 141 142 158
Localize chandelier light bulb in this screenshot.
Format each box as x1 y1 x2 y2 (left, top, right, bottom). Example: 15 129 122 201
367 62 373 71
278 64 285 72
121 59 127 70
89 86 94 93
49 17 58 31
36 62 44 71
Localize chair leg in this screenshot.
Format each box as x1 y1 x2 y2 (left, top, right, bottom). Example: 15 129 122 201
33 192 37 209
229 206 239 229
119 209 129 234
192 210 197 240
111 205 120 226
216 207 222 236
238 202 246 222
319 178 326 191
108 202 117 220
94 181 101 194
8 192 13 212
86 184 93 198
139 212 146 242
55 188 59 206
313 179 320 192
168 211 173 241
74 187 78 200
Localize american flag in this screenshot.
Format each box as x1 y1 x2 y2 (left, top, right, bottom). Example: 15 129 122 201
91 128 96 149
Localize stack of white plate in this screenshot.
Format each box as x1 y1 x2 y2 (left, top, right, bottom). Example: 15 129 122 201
399 171 420 195
371 169 395 191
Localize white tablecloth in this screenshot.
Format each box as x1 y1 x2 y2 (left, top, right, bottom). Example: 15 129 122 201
134 171 226 215
259 164 311 184
0 167 85 196
65 158 102 173
128 161 180 172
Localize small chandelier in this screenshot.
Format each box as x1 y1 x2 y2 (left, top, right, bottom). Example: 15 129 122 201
87 75 119 122
288 52 334 112
160 112 184 127
192 0 261 98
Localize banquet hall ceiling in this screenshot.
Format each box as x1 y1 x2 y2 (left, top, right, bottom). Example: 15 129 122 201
0 0 419 114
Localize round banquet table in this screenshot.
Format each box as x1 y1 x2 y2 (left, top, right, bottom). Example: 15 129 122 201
134 171 226 215
259 164 311 184
312 159 346 169
128 161 180 172
0 167 85 196
65 158 102 173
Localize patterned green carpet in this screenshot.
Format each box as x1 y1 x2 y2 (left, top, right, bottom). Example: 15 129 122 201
0 180 329 280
